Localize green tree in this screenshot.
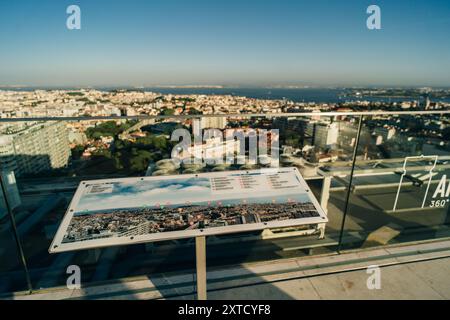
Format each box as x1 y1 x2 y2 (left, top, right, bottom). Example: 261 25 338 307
129 154 150 172
443 127 450 141
136 135 154 146
113 153 123 170
92 148 112 158
160 108 175 116
188 108 202 115
153 135 168 151
71 145 85 160
86 121 136 140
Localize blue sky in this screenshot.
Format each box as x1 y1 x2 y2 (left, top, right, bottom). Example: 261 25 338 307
1 0 450 87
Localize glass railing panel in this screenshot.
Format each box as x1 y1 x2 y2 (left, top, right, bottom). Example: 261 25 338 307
339 113 450 249
0 171 29 294
1 119 198 290
268 114 360 253
0 114 360 291
1 111 448 293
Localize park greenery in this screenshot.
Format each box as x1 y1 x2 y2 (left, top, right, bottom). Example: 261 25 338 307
85 120 138 139
67 92 84 96
74 120 175 176
160 108 175 116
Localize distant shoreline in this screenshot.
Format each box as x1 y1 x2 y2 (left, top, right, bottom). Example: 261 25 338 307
2 87 450 104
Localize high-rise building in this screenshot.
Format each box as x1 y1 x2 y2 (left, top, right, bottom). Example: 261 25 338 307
308 122 339 149
200 116 228 129
419 93 431 110
0 122 70 177
373 127 396 145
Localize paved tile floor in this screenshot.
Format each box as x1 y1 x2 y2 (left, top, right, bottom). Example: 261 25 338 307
204 257 450 300
7 240 450 300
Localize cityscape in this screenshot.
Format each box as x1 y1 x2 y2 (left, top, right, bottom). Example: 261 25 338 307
1 87 450 120
62 200 319 244
0 87 449 181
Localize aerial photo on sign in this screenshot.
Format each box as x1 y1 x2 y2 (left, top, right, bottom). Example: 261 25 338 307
50 167 327 252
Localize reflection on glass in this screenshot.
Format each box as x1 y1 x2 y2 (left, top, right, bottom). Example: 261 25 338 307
0 112 448 293
339 114 450 249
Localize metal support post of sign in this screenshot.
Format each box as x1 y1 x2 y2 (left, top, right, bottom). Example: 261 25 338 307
320 176 331 215
195 235 207 300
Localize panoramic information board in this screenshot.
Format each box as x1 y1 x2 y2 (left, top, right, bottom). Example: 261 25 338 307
50 167 327 253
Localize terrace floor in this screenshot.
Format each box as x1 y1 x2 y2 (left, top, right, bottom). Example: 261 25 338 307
5 238 450 300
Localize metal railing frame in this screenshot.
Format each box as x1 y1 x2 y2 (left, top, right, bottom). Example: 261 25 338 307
0 109 449 123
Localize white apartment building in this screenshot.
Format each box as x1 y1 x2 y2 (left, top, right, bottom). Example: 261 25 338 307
0 122 70 177
184 137 241 163
200 116 228 129
306 122 339 149
373 127 396 145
